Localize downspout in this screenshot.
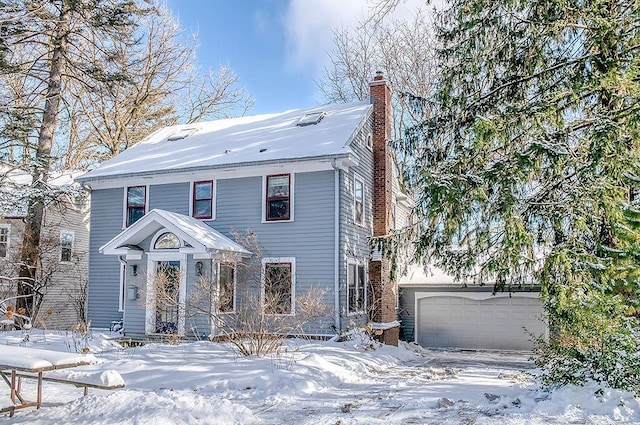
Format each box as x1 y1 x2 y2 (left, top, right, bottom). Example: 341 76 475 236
331 159 341 334
117 256 127 315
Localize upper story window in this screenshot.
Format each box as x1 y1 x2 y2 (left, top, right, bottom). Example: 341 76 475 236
126 186 146 227
154 232 181 249
347 262 366 314
218 262 236 313
265 174 291 221
354 177 364 226
0 225 9 258
366 132 373 150
60 230 74 262
263 258 294 315
192 180 213 219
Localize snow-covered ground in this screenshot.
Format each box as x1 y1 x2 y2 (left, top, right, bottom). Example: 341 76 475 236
0 330 637 424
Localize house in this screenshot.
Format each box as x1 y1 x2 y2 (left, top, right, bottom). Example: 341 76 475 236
77 73 404 344
0 169 89 330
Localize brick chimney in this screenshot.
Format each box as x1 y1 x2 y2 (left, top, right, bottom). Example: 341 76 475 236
368 71 399 345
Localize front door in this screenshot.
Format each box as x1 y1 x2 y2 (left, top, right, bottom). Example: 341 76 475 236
155 261 180 334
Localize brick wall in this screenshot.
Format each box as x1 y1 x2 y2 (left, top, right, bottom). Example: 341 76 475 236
368 72 399 344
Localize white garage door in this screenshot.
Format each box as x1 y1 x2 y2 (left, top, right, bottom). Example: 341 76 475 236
416 294 546 350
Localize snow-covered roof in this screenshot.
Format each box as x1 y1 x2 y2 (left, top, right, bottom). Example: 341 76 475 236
79 101 372 182
0 168 84 218
398 264 458 286
100 209 251 256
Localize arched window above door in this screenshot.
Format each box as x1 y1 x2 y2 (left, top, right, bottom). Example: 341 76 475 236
153 232 181 249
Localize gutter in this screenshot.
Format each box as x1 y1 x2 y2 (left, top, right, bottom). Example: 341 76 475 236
76 153 357 183
331 159 341 333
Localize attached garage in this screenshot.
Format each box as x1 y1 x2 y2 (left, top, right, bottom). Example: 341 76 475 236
414 292 546 351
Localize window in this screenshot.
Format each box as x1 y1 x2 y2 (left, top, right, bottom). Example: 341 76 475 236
297 111 325 126
154 232 181 249
406 213 413 227
347 262 366 314
354 178 364 225
167 127 197 141
0 225 9 258
126 186 146 227
265 174 291 221
366 132 373 150
192 180 213 219
60 230 74 262
218 262 235 313
263 259 294 315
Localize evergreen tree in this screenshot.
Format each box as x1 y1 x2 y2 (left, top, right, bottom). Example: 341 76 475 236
396 0 640 391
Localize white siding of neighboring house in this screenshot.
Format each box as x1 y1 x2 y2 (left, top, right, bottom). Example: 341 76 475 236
0 193 89 330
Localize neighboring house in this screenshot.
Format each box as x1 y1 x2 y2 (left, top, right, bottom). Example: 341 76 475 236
398 265 547 350
77 73 402 343
0 169 89 330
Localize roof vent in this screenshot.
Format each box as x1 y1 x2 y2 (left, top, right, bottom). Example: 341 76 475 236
167 127 197 141
259 148 267 153
297 111 326 126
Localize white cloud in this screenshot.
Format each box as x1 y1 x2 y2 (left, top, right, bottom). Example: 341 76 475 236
283 0 368 74
283 0 432 77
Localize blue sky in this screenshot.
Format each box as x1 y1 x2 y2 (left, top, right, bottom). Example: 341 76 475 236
165 0 427 115
166 0 312 114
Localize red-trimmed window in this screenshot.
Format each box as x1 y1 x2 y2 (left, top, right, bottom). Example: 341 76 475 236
126 186 146 227
266 174 290 221
264 262 292 314
192 180 213 219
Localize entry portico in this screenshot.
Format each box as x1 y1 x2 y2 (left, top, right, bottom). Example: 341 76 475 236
100 209 251 336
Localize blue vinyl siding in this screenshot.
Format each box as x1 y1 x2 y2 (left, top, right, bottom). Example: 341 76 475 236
338 113 375 331
87 188 125 328
211 172 336 334
398 286 418 342
149 183 189 214
88 170 338 336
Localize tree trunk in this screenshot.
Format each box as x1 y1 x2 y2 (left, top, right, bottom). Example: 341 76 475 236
17 2 70 316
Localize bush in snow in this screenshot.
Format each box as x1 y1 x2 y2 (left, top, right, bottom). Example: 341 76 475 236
534 289 640 394
188 230 333 356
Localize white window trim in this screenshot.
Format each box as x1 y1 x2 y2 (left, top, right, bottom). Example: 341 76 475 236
217 261 237 313
353 175 365 227
122 185 149 229
366 132 373 150
189 180 217 220
346 260 367 316
145 253 187 336
150 229 182 251
261 257 296 316
262 173 295 223
59 229 75 263
0 224 10 259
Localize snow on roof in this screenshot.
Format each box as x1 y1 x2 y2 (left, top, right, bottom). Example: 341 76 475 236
0 167 84 187
0 168 84 218
100 209 251 256
79 101 372 181
398 264 458 286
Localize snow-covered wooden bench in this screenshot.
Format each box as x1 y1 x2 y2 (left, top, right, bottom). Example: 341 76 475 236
0 345 96 416
14 369 125 397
